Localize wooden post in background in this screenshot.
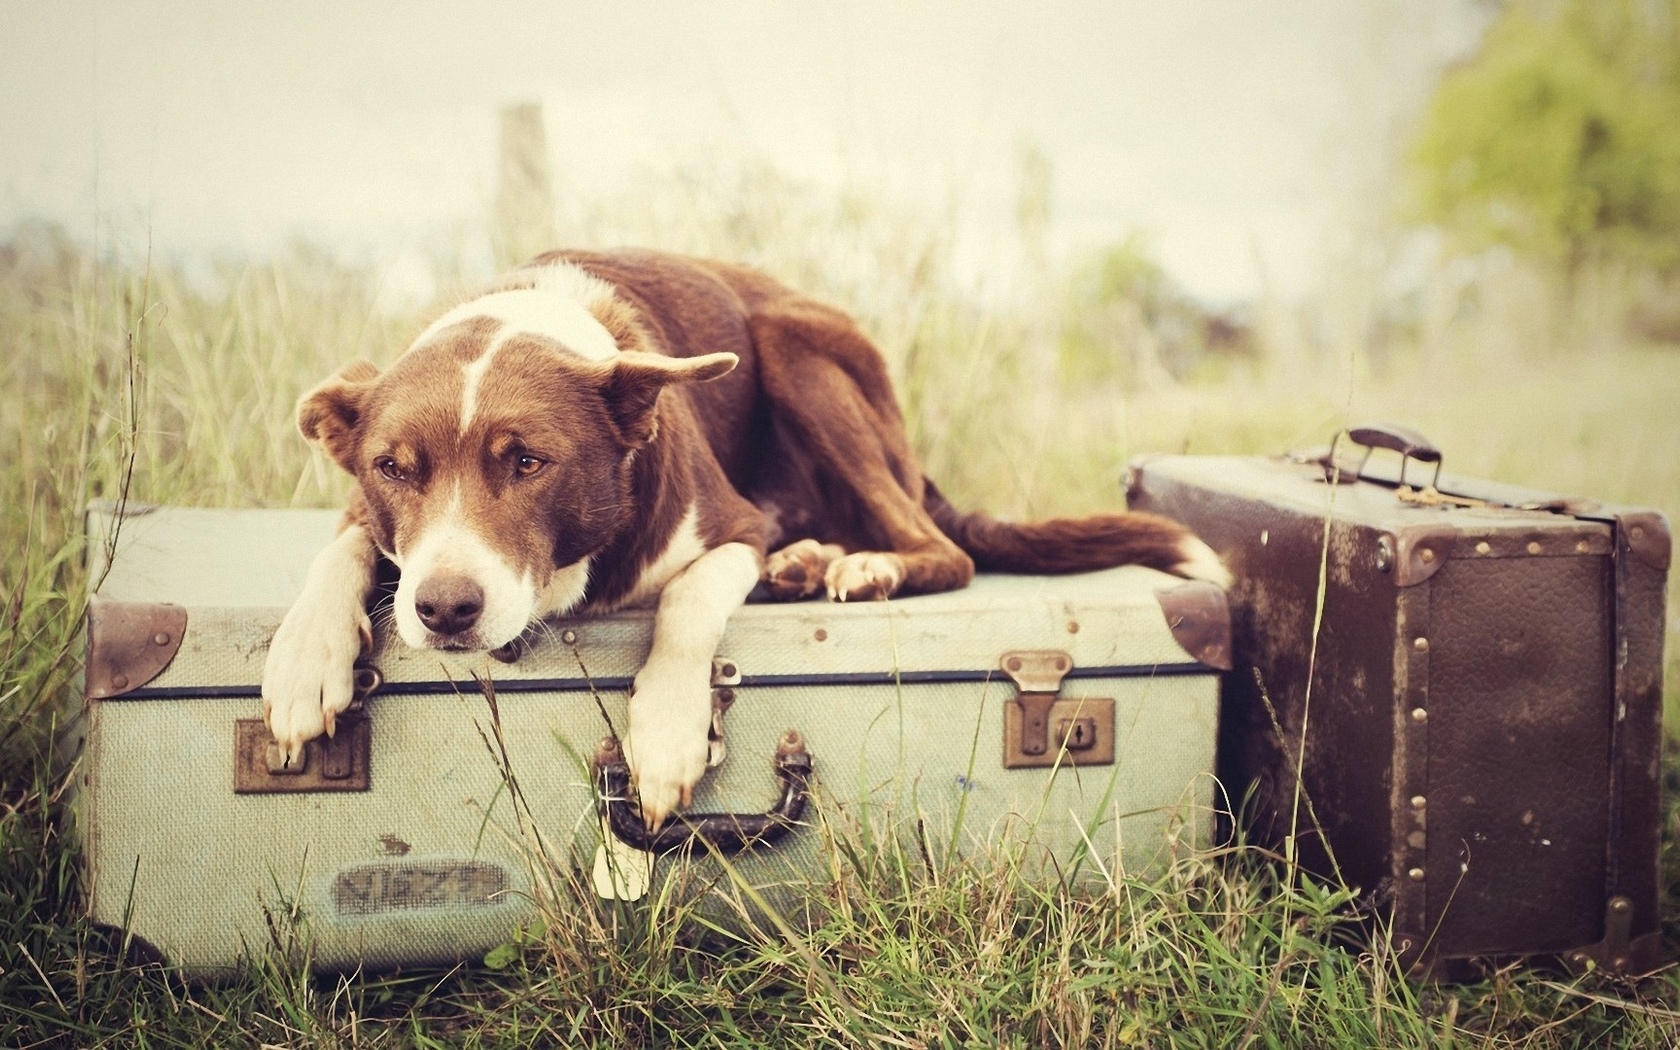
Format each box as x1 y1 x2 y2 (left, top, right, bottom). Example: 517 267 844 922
492 102 557 267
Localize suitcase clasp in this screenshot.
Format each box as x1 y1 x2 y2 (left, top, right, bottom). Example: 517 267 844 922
707 656 741 768
999 651 1116 769
234 714 371 793
233 663 380 794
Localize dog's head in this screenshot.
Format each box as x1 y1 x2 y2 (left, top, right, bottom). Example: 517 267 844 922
297 283 735 652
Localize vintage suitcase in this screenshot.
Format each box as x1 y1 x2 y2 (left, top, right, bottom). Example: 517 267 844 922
73 504 1228 973
1126 424 1669 978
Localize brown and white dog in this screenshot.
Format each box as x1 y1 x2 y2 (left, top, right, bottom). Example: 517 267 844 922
262 249 1228 829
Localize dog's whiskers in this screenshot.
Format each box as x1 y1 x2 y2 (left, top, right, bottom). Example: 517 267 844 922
367 606 398 635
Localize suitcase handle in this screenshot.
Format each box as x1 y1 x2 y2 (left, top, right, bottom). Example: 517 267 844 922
593 730 813 856
1340 422 1444 490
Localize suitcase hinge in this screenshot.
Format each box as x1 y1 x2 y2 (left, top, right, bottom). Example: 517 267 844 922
1000 650 1115 769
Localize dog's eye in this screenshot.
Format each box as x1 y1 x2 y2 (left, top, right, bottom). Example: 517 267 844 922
374 457 407 482
513 454 546 478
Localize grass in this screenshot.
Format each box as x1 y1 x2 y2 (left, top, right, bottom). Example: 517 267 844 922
2 174 1680 1047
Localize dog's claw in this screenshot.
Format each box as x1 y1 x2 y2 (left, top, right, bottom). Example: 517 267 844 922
633 772 676 832
271 735 306 770
631 767 688 832
638 783 693 832
824 552 904 602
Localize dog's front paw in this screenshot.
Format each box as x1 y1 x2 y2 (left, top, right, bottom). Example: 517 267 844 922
624 662 713 830
262 598 371 767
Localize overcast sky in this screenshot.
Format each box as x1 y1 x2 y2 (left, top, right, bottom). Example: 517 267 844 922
0 1 1484 303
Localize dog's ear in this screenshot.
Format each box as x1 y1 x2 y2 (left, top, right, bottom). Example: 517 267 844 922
297 360 382 472
602 351 738 447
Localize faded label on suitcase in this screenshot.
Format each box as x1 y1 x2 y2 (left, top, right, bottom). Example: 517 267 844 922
329 860 513 918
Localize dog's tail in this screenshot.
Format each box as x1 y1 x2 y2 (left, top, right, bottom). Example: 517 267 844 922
923 480 1231 587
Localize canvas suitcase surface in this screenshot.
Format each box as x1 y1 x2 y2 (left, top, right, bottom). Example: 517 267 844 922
1126 424 1669 978
74 504 1227 974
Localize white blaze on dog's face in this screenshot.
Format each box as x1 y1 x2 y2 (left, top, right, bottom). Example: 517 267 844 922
295 266 737 652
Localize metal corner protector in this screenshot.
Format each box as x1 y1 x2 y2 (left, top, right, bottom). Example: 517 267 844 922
85 595 188 699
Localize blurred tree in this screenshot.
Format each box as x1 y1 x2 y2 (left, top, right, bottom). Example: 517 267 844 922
1073 235 1169 315
1060 235 1252 388
1410 0 1680 274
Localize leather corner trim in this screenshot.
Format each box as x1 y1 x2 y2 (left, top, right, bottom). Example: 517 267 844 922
1393 525 1458 587
1616 511 1671 572
85 596 188 699
1155 580 1233 671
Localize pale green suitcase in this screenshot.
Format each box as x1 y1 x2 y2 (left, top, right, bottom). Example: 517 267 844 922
76 504 1227 973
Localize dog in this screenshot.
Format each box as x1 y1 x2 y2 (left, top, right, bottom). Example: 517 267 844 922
261 248 1229 829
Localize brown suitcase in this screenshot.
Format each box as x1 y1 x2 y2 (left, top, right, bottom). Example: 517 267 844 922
1126 424 1669 978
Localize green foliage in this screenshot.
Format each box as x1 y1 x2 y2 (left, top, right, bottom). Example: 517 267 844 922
1410 0 1680 271
1059 235 1253 389
1076 234 1170 311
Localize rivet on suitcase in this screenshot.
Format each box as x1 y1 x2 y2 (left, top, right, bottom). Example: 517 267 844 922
1127 424 1669 979
73 504 1228 974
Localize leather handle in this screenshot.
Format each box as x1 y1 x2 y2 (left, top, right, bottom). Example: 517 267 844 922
594 730 812 856
1336 422 1444 489
1344 423 1442 463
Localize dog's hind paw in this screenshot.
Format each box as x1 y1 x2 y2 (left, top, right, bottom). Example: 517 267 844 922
824 551 905 602
764 539 844 601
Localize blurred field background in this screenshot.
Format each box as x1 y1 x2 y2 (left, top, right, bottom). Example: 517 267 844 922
5 0 1680 1045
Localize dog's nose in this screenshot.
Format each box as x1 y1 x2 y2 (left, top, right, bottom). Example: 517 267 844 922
414 572 485 637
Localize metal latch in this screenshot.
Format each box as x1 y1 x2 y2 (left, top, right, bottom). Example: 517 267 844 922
707 656 740 768
1000 650 1116 769
1565 895 1662 977
234 664 381 794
